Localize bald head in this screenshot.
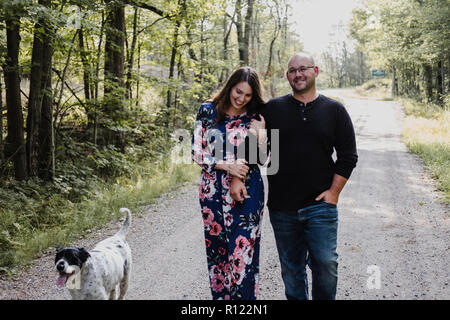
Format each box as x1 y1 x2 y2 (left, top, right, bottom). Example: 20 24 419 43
288 52 315 68
286 52 318 97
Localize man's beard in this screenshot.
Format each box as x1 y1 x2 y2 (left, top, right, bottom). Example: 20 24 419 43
290 77 314 94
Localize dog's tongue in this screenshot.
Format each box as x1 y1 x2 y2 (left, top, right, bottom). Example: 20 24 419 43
56 274 68 287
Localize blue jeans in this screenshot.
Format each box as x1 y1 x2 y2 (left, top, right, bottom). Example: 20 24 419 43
269 202 338 300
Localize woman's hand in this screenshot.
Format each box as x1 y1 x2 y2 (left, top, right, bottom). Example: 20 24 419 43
227 159 249 180
249 114 266 143
230 176 249 203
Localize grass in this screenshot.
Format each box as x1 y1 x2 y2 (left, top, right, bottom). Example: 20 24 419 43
0 157 200 276
401 98 450 203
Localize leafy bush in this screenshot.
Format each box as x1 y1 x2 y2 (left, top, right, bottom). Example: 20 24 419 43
0 120 195 270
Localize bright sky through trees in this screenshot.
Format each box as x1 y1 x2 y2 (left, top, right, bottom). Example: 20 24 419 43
289 0 361 56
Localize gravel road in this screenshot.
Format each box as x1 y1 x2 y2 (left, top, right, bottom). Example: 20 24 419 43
1 89 448 300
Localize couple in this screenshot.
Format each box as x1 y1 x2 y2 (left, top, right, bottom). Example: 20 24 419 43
191 52 358 300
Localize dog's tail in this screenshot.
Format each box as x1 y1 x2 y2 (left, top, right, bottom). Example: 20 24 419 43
115 208 132 239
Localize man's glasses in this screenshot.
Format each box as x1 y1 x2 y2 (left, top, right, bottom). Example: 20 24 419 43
287 66 315 75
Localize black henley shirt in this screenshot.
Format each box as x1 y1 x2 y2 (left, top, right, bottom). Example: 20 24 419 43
260 93 358 210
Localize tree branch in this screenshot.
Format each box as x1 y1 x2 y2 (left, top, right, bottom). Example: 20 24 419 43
52 67 87 111
125 1 169 18
137 16 168 35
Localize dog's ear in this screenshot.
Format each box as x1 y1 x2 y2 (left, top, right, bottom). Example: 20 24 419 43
78 248 90 263
55 247 65 262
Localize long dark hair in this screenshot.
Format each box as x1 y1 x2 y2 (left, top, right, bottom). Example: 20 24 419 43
209 67 265 123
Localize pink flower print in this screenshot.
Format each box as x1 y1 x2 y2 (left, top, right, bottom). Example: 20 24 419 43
202 206 214 226
232 265 246 286
217 262 225 272
226 119 242 130
226 127 247 147
223 275 231 291
211 273 225 293
210 264 221 275
223 212 233 228
199 173 216 201
232 252 246 274
218 247 226 255
250 225 261 243
243 246 255 265
209 222 222 236
235 235 250 253
222 172 232 189
222 193 235 209
205 239 211 247
223 261 233 276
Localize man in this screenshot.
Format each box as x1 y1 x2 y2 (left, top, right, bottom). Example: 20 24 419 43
261 52 358 300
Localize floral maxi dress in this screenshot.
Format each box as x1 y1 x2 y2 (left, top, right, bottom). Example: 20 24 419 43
192 102 264 300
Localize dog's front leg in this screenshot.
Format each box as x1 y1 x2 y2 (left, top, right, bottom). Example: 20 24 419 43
109 288 117 300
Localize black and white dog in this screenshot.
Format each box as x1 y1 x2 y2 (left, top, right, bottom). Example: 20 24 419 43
55 208 132 300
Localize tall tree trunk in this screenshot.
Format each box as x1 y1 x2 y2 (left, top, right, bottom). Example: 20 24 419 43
173 51 183 128
423 63 433 102
200 16 205 83
265 8 280 81
250 9 257 69
27 0 47 177
126 7 139 101
104 0 125 105
242 0 254 66
166 18 180 114
38 22 54 181
234 0 255 66
93 10 105 145
79 25 92 123
103 0 126 147
135 42 141 108
0 70 4 170
437 60 443 104
5 14 27 180
165 0 185 129
391 64 398 97
220 11 234 83
235 0 244 65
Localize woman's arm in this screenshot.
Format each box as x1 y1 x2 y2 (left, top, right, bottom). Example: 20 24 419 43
215 159 249 180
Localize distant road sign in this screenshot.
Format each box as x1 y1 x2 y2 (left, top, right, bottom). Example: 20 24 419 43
372 69 386 77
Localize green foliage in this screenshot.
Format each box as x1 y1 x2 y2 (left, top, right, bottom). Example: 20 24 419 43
349 0 449 103
0 144 199 269
0 0 305 272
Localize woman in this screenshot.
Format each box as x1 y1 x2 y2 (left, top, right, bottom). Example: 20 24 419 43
192 67 267 300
